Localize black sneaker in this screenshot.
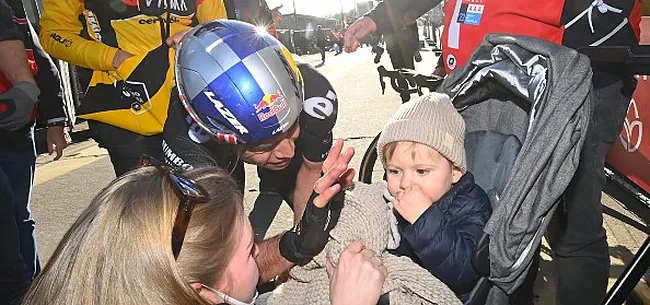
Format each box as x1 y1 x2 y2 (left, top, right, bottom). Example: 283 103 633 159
372 45 384 63
414 50 422 62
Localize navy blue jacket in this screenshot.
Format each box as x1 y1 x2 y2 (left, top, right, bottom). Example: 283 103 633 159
392 172 491 298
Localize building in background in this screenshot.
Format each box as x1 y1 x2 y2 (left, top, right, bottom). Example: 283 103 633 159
276 13 340 54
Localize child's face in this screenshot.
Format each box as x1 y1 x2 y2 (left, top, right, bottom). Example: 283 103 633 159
385 142 462 204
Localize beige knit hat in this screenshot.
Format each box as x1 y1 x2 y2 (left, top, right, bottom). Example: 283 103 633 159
377 93 466 173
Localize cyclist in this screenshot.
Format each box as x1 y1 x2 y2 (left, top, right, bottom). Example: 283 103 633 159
162 20 340 239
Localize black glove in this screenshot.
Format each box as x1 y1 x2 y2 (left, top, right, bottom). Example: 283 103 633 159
0 81 39 131
279 190 344 265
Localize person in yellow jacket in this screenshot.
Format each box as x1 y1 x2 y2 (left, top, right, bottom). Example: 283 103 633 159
39 0 227 176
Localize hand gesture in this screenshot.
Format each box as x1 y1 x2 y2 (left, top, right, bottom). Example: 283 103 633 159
271 5 283 24
393 184 434 224
344 17 377 53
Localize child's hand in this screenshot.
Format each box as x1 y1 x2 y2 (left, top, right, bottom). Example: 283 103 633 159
393 185 434 224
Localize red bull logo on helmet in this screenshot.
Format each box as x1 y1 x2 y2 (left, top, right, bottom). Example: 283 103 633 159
255 92 287 122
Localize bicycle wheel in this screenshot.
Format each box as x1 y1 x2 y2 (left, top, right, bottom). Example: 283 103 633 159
358 133 385 183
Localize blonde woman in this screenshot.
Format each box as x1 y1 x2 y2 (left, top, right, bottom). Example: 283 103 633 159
22 155 386 305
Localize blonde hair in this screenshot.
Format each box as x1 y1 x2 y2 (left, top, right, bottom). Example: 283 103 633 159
22 167 243 305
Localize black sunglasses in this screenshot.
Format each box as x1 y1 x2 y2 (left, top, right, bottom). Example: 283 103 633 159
138 154 209 260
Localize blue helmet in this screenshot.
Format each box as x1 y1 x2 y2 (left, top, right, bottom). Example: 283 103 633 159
175 20 304 144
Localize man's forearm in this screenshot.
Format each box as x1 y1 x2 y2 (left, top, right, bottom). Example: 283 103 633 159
256 234 294 283
292 160 323 223
367 0 442 34
0 40 35 85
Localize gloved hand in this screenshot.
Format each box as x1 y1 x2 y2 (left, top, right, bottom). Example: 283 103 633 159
0 81 39 131
280 190 344 265
279 139 355 265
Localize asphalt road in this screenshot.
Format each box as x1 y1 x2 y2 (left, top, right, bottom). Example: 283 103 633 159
29 47 650 305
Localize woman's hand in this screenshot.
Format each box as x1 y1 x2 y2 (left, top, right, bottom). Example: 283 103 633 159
327 240 387 305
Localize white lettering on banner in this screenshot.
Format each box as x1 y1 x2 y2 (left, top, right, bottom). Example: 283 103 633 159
303 90 336 120
619 98 643 153
204 92 249 135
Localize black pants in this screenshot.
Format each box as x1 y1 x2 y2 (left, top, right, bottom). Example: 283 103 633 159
89 120 164 177
515 79 635 305
318 44 326 62
386 37 416 103
0 125 39 305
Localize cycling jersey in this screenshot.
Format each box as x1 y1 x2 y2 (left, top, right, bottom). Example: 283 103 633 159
39 0 227 135
161 61 337 182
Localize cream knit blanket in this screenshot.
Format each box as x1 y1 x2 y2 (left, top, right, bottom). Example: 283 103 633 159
267 181 462 305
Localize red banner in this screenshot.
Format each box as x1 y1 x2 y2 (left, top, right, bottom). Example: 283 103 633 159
605 17 650 194
606 75 650 193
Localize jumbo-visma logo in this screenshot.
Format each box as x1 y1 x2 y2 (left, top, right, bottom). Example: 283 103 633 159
619 98 643 153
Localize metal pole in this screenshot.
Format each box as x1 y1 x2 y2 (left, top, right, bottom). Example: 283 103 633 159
291 0 297 52
601 235 650 305
339 0 345 28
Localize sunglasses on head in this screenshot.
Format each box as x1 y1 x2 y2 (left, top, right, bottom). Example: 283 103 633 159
138 154 209 260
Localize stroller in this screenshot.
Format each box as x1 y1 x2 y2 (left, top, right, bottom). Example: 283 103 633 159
440 33 593 305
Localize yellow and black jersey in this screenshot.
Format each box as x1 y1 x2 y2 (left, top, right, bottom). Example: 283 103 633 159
40 0 227 135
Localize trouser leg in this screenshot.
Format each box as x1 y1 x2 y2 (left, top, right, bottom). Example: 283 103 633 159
0 126 37 305
89 120 163 177
547 79 633 305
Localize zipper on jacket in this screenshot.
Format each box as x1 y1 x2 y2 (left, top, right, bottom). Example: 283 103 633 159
158 8 171 46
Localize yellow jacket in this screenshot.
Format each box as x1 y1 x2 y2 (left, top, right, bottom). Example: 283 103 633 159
40 0 226 135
